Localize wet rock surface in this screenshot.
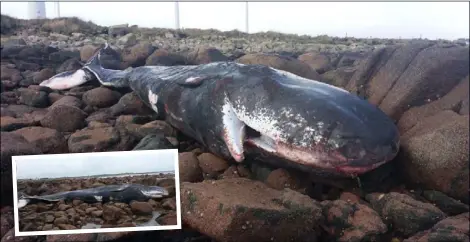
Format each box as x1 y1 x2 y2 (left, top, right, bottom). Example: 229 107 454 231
17 174 177 232
1 14 469 242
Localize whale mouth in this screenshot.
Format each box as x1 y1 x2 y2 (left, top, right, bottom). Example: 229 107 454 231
241 126 395 176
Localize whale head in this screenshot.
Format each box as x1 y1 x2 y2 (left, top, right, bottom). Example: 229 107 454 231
220 65 400 177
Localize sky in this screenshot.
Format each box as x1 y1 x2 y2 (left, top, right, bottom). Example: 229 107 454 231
14 150 177 179
1 1 469 40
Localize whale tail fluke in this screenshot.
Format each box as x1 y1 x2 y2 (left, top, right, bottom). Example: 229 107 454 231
81 43 133 88
17 198 30 209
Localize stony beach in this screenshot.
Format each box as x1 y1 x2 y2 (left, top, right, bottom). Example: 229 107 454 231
1 15 469 242
16 174 177 232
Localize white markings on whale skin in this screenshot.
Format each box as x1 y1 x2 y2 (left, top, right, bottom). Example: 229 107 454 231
94 196 102 202
221 95 246 162
147 89 159 114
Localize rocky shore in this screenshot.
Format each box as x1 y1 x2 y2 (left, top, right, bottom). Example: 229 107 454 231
1 14 469 242
16 174 177 232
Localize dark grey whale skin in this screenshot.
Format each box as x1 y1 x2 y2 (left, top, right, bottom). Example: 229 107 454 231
51 46 400 177
20 184 168 205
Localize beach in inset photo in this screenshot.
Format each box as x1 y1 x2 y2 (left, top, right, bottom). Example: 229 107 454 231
12 149 181 236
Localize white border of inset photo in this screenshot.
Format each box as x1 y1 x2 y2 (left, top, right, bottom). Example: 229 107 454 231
12 149 182 237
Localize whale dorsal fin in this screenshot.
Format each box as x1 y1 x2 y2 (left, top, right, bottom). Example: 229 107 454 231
175 76 207 88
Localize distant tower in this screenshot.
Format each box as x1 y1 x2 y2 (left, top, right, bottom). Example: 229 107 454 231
27 1 46 19
55 2 61 18
174 2 180 30
245 2 249 33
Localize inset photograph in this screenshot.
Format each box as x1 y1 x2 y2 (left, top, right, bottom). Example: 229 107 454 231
12 149 181 236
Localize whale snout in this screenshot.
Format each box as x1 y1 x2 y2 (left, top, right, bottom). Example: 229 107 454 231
332 136 400 175
326 117 401 175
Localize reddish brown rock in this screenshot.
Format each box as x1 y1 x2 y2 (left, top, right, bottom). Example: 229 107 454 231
82 87 122 108
366 42 432 107
95 231 133 242
338 192 362 204
422 190 469 216
265 168 301 190
0 133 43 206
346 45 404 99
130 201 153 215
404 212 469 242
110 92 154 116
0 116 35 131
379 44 468 120
1 66 21 81
0 107 16 118
102 205 125 222
80 45 100 62
459 99 468 115
157 211 177 225
2 105 38 118
398 75 469 133
12 126 67 154
197 153 229 177
236 53 322 81
0 207 14 239
187 47 229 64
57 58 83 73
400 113 469 203
1 132 42 171
366 192 446 237
1 228 38 242
17 88 49 108
88 121 111 129
115 116 176 140
321 66 356 88
33 68 55 84
178 152 203 183
40 105 87 132
298 52 332 74
321 199 388 242
162 198 177 210
145 49 186 66
400 110 460 140
121 42 156 67
48 95 83 109
236 165 252 178
219 165 240 179
85 109 113 123
180 178 324 242
46 233 97 242
68 127 121 153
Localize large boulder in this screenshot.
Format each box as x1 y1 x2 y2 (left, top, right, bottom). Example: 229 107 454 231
346 43 469 121
398 75 469 133
399 112 469 203
186 47 229 64
180 178 324 242
297 52 332 74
